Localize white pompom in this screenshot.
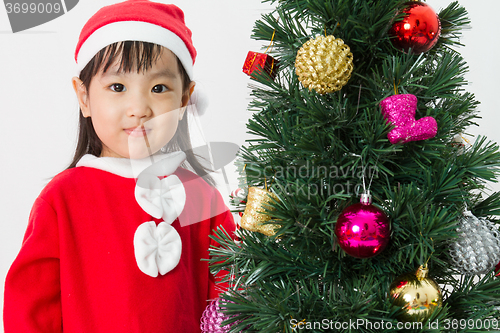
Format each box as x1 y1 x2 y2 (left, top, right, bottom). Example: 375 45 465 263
188 85 209 116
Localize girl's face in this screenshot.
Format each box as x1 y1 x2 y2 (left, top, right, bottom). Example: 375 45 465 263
72 47 194 159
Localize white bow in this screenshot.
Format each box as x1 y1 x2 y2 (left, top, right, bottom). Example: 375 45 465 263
135 174 186 225
133 153 187 277
134 221 182 277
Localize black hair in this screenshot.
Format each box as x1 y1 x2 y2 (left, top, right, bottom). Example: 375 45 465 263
67 41 216 187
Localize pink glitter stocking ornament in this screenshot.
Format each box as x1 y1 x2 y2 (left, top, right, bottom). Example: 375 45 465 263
380 94 437 144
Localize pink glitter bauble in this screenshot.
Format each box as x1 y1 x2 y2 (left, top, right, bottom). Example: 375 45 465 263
380 94 437 144
335 202 391 258
200 299 235 333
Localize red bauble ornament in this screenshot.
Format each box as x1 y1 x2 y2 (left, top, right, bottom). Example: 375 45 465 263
335 192 391 258
496 260 500 277
389 1 441 54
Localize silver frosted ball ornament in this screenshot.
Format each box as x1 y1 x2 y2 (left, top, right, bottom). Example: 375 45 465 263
450 211 500 275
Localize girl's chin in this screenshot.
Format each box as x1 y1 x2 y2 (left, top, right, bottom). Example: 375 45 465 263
126 135 173 159
127 145 164 160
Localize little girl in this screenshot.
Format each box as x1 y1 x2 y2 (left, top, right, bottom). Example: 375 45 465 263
3 1 235 332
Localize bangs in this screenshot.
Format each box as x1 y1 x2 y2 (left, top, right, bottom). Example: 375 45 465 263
79 41 191 92
80 41 163 82
93 41 163 76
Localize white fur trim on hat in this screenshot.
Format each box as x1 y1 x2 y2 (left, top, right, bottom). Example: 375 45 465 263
75 21 193 79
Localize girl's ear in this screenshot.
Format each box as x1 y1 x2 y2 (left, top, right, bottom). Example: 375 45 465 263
179 81 196 121
72 77 91 118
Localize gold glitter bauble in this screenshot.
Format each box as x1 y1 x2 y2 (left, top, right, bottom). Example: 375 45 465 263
295 35 353 94
240 187 280 236
390 265 443 322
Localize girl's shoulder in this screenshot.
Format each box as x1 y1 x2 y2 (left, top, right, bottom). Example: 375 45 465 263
43 166 99 191
174 167 220 199
40 165 218 202
38 166 133 204
37 162 225 216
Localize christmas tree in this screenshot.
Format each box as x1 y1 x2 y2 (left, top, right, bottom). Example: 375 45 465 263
208 1 500 332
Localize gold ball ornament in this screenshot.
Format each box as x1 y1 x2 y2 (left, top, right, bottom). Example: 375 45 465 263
240 187 280 236
390 265 443 322
295 35 354 94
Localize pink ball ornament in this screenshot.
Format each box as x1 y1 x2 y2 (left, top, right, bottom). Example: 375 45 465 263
380 94 437 144
335 192 391 258
200 298 235 333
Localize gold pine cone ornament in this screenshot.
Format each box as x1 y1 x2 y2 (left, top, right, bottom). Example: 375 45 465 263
295 35 353 94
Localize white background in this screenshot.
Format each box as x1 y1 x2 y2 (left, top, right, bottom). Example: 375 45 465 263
0 0 498 324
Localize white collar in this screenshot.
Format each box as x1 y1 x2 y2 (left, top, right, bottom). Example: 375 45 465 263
76 151 187 178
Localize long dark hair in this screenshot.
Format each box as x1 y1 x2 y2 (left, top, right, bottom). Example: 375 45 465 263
67 41 216 187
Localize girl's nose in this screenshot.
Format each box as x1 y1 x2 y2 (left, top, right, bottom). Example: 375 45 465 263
126 92 153 119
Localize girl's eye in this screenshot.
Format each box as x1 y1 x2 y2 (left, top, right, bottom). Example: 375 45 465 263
152 84 168 93
110 83 126 92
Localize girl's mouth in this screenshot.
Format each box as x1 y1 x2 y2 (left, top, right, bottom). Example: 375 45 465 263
125 127 151 137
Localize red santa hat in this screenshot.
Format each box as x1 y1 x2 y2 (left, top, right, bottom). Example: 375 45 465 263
74 0 196 79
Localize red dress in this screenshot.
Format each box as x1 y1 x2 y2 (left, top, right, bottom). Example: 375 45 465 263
4 152 235 332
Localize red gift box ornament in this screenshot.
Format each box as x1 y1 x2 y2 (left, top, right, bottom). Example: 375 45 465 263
243 30 278 80
243 51 279 80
